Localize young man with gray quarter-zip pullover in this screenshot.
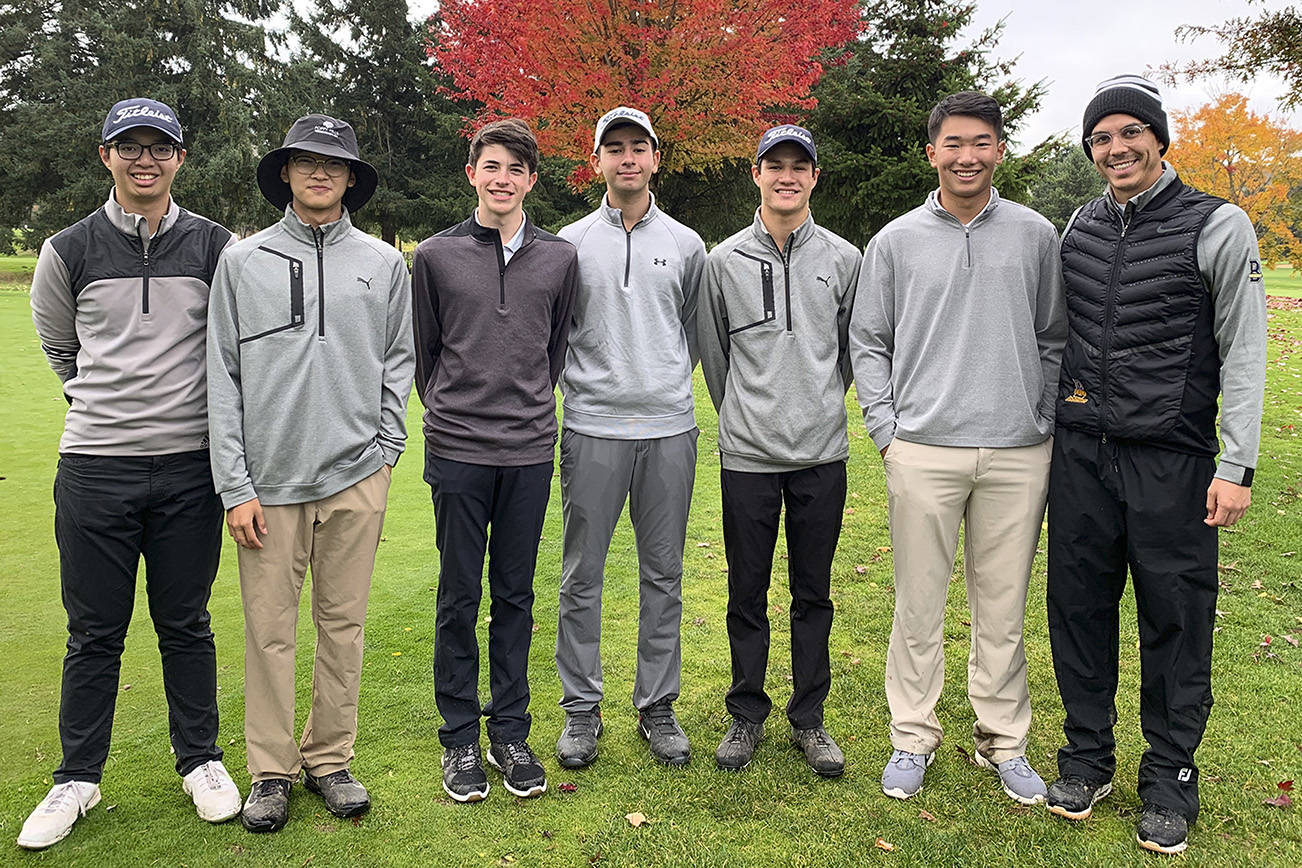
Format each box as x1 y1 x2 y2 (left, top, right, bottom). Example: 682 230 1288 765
850 91 1066 807
207 114 415 832
698 124 860 778
23 98 241 852
411 118 578 804
553 107 706 770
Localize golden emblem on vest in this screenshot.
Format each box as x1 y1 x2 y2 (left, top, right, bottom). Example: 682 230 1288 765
1065 380 1089 404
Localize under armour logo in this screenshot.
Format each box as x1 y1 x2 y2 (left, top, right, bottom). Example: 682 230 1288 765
653 258 668 267
356 276 374 290
815 275 832 286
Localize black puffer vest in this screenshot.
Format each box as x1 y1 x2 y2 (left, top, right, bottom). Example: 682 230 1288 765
1057 177 1225 455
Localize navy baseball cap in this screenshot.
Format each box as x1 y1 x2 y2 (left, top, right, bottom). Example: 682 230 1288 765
756 124 817 164
102 98 184 145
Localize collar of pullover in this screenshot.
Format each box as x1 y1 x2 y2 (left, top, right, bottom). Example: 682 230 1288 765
599 192 659 230
279 204 353 245
103 189 179 241
925 186 1001 229
1108 162 1176 216
749 209 816 254
468 211 535 248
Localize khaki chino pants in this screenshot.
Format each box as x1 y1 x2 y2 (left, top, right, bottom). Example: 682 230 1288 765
239 466 391 781
883 438 1050 762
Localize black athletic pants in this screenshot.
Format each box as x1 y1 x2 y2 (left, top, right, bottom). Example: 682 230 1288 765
721 461 845 729
1047 427 1219 822
52 451 224 784
426 453 552 748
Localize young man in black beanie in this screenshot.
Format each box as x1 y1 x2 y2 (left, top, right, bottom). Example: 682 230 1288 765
1045 74 1266 855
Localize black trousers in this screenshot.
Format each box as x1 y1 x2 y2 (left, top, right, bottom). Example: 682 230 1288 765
426 453 552 747
1047 428 1219 822
52 451 224 783
721 461 845 729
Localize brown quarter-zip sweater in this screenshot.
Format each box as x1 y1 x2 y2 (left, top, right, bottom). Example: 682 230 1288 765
411 213 579 466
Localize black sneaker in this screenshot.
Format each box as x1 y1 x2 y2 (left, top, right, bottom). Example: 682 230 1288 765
790 726 845 778
303 769 370 818
1136 803 1189 855
556 708 603 769
1046 775 1113 820
486 741 547 798
638 701 691 766
441 744 489 803
241 779 290 833
715 717 763 771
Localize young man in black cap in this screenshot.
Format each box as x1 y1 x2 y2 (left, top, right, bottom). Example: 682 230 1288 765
1046 74 1266 855
411 118 578 802
207 114 415 832
24 97 240 850
698 124 860 777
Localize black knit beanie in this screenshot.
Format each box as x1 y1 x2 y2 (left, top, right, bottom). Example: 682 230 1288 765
1081 74 1169 158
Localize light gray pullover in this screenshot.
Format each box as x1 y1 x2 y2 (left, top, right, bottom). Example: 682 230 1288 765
207 207 414 508
698 211 861 472
558 193 705 438
851 188 1066 451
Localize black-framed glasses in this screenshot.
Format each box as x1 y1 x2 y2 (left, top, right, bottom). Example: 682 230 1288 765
1085 123 1151 150
108 140 178 161
288 155 351 178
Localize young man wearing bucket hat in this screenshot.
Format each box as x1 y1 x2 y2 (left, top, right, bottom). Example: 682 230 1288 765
851 91 1065 806
411 118 578 802
207 114 415 832
552 107 705 769
23 97 240 850
698 124 860 777
1046 75 1265 855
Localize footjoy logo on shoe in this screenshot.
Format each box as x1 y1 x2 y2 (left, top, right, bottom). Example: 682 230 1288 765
1178 768 1192 782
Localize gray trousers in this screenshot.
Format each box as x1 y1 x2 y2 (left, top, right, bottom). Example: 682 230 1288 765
555 428 698 713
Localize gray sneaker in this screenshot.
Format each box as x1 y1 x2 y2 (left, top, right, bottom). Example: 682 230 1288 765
303 769 370 818
975 752 1047 805
556 709 602 769
881 749 934 799
638 701 691 766
715 717 763 771
790 726 845 777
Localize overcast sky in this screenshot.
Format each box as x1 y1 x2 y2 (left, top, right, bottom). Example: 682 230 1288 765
408 0 1298 150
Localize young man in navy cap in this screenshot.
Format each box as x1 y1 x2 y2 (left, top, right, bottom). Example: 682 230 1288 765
553 107 705 769
207 114 414 832
1046 74 1265 855
698 124 860 777
24 97 240 850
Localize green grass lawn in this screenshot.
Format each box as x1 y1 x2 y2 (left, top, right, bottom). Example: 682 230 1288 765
0 276 1300 866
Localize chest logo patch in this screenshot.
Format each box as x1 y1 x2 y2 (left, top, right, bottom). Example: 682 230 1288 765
357 276 374 290
1249 260 1262 283
653 258 668 267
1065 380 1089 404
816 274 832 286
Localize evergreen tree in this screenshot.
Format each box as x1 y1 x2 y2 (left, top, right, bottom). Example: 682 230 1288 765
1027 140 1103 233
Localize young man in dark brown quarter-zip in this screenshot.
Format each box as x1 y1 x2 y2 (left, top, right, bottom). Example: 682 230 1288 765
411 118 579 804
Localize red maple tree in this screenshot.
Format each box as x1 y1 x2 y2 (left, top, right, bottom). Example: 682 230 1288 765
431 0 863 184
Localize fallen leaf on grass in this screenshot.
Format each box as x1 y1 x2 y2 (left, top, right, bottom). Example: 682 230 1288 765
696 542 711 548
392 652 402 657
845 507 856 516
1218 561 1240 573
692 617 706 627
105 804 117 812
123 684 132 691
877 546 892 553
918 809 936 822
541 831 554 840
854 565 868 575
955 746 974 764
875 838 895 851
1264 782 1293 809
625 812 648 827
1252 579 1264 590
1285 634 1299 647
558 782 577 793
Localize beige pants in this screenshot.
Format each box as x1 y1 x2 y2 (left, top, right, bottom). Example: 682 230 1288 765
882 438 1050 762
239 466 391 781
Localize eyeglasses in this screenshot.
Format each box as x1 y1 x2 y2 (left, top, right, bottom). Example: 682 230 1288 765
108 140 178 161
288 155 351 178
1085 123 1151 150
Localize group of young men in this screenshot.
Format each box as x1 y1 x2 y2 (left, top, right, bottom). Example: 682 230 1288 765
23 73 1265 858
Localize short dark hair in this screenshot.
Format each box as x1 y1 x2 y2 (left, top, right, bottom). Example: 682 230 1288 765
468 118 539 174
927 91 1003 143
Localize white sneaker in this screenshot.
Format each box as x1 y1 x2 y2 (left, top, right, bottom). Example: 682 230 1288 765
182 759 242 822
17 781 101 850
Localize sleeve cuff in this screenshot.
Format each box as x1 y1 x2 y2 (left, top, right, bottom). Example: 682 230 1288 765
869 420 897 452
220 482 258 510
1214 460 1254 487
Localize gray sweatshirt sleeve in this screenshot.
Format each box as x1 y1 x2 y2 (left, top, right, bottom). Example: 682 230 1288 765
206 250 258 509
849 236 897 450
378 255 415 466
1035 225 1068 424
696 251 730 411
680 234 706 369
1199 202 1267 484
30 239 79 385
837 249 862 391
